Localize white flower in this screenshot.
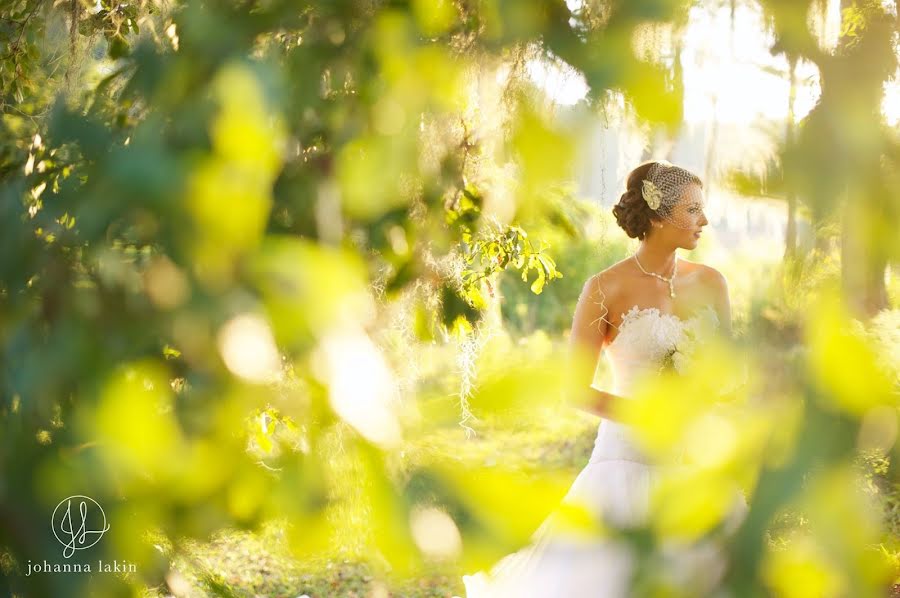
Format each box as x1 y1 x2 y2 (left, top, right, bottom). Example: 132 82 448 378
660 325 699 375
642 179 662 210
672 349 691 375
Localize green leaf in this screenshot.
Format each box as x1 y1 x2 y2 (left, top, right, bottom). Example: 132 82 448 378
530 267 546 294
108 35 130 59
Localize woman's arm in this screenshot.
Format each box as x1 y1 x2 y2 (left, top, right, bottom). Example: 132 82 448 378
579 388 626 420
567 273 623 420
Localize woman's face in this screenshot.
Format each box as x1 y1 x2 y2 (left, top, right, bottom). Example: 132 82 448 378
653 183 708 248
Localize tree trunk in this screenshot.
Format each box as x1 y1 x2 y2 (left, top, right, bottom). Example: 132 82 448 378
835 0 890 317
784 54 798 260
841 192 890 316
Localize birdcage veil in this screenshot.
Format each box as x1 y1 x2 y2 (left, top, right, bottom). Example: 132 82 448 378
642 161 704 229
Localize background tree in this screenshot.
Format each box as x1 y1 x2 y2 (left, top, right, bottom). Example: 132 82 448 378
1 0 898 597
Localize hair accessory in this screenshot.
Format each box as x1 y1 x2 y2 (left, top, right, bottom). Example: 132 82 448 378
640 161 705 230
642 180 662 210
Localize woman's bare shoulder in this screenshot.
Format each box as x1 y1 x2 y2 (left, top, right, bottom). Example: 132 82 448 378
584 259 629 291
580 259 635 309
680 258 728 285
677 260 728 309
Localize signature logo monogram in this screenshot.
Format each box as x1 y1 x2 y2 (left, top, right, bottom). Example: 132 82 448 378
51 496 110 558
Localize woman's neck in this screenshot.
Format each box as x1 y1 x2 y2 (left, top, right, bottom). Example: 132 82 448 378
635 243 677 276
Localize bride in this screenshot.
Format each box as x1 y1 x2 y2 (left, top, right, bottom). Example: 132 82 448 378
461 160 741 597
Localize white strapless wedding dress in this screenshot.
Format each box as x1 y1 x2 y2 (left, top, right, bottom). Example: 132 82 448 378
461 305 737 598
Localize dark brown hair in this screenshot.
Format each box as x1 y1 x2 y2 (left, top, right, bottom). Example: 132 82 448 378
612 162 658 240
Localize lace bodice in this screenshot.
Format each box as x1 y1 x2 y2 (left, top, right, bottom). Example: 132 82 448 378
588 304 720 465
597 304 720 396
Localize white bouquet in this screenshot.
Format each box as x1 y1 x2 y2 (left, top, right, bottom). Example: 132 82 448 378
659 308 720 376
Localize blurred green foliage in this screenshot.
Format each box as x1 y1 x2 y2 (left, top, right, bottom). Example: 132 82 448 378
1 0 899 597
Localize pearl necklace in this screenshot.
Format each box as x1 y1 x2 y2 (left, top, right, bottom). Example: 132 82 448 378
633 254 678 298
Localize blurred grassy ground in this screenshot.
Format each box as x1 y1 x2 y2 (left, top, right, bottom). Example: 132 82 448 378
143 409 900 597
144 406 598 598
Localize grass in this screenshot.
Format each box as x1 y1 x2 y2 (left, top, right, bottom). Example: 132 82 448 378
146 404 900 597
145 407 599 598
153 526 463 598
147 392 900 597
